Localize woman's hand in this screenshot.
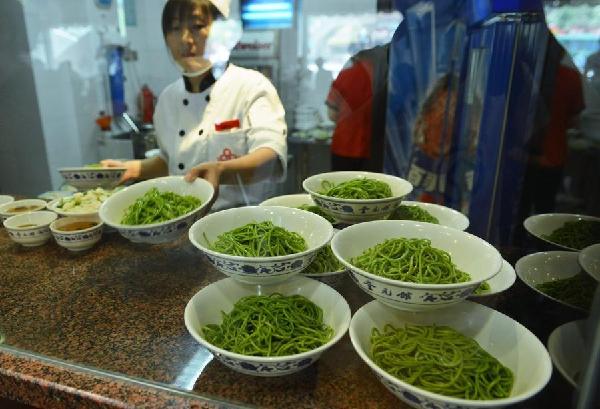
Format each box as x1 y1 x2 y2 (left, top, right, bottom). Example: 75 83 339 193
100 159 141 184
184 161 224 190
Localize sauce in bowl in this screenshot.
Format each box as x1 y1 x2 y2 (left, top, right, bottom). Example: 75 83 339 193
58 221 98 232
7 205 43 214
17 224 38 228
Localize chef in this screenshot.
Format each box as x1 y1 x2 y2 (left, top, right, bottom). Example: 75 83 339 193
102 0 287 210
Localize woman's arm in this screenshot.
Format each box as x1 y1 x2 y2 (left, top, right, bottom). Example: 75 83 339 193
184 147 279 187
101 156 169 183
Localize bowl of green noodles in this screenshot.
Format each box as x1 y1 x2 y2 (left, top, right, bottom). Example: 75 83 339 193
301 237 347 287
188 206 334 284
99 176 214 244
523 213 600 251
184 276 351 376
59 166 127 191
331 220 502 311
389 201 469 231
302 171 413 224
515 251 598 312
259 193 339 224
350 300 552 409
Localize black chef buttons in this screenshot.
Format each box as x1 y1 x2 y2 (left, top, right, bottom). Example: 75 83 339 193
199 129 204 136
178 163 185 170
179 129 185 137
205 95 210 102
183 99 189 106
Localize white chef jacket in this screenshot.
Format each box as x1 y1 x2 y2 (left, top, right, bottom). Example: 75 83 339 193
154 64 287 210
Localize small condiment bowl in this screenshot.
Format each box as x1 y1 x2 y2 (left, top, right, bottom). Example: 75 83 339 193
50 215 104 252
0 199 47 222
3 211 58 247
0 195 14 207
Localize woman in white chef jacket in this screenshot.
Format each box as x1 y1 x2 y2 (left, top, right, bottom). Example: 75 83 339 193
103 0 287 210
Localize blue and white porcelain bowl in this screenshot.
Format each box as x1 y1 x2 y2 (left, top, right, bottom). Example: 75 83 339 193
50 215 103 252
184 276 351 377
59 167 126 191
3 211 57 247
0 199 47 222
350 300 552 409
189 206 334 284
99 176 214 244
303 171 413 224
331 220 502 312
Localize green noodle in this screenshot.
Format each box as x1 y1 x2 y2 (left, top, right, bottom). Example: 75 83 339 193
206 221 307 257
352 238 470 284
320 178 392 199
202 293 333 356
543 220 600 250
297 204 336 223
303 245 344 275
535 272 597 310
389 205 439 224
474 281 491 295
371 324 514 400
121 187 201 225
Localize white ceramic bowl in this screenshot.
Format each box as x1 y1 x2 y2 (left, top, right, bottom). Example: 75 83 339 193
303 171 413 224
523 213 600 251
515 251 588 311
59 167 126 190
547 320 587 387
99 176 214 244
390 201 469 231
579 243 600 282
189 206 334 284
50 215 104 252
469 259 516 298
0 199 47 222
0 195 14 207
184 276 351 376
331 220 502 311
350 300 552 409
3 211 58 247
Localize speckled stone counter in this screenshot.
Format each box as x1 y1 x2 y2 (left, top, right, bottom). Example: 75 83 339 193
0 227 583 408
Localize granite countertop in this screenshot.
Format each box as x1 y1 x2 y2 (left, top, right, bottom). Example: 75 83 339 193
0 228 404 409
0 223 585 408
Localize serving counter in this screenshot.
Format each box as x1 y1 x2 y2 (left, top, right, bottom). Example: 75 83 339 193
0 228 584 408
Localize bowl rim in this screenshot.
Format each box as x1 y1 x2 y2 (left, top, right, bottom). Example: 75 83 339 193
47 198 100 218
396 200 470 230
259 193 314 206
50 215 104 234
578 243 600 282
0 199 47 215
523 213 600 251
302 171 413 205
3 210 58 230
99 176 215 230
349 299 553 406
189 206 334 262
58 166 128 172
184 276 352 363
331 220 502 290
468 259 516 298
0 195 15 203
515 250 587 311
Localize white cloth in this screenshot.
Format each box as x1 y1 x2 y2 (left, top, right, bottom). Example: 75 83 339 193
154 64 287 210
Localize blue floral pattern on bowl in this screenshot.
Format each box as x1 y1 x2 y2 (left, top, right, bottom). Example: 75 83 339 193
209 349 318 377
311 196 402 224
204 251 317 285
52 225 103 251
377 375 465 409
117 212 201 244
7 226 51 247
59 168 124 190
349 269 478 312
